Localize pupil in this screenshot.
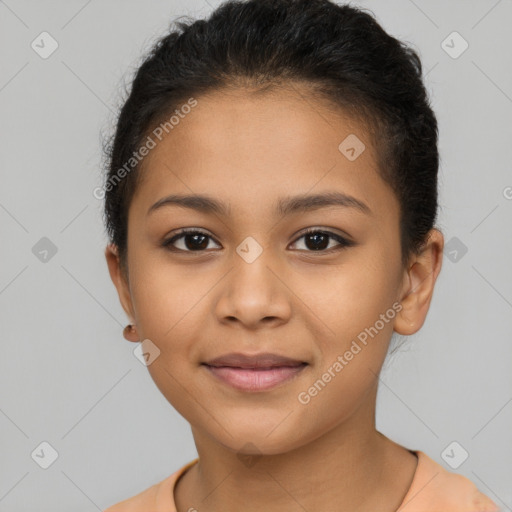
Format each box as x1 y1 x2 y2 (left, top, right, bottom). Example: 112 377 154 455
186 234 208 250
182 232 330 251
306 232 328 250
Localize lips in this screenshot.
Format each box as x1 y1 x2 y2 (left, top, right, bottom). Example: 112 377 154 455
203 352 307 369
202 352 308 392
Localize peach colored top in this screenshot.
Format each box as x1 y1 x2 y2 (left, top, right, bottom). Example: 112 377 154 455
103 450 500 512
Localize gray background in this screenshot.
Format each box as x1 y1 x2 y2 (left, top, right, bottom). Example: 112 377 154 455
1 0 511 510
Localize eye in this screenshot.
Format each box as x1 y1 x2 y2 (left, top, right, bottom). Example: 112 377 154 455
289 228 355 252
162 228 221 252
162 227 355 254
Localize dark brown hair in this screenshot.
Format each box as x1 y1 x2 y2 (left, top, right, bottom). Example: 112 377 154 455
101 0 439 278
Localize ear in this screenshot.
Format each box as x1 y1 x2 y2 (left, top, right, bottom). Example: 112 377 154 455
105 243 139 342
394 228 444 335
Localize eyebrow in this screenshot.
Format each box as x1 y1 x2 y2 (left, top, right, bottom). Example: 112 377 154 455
147 191 372 217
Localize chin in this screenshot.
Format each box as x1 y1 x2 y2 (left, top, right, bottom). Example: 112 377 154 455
230 441 295 458
213 426 307 457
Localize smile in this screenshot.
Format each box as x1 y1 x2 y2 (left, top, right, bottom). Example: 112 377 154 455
202 363 308 392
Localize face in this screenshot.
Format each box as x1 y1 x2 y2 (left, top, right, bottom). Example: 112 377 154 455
106 86 443 455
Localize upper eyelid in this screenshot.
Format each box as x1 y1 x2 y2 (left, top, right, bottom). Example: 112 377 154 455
295 227 352 240
170 227 219 241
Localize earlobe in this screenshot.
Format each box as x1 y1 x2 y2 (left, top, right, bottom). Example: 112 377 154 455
394 229 444 336
105 243 137 327
123 324 140 343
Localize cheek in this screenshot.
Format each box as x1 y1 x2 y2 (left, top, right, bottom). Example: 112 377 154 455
129 262 204 418
296 265 398 430
291 357 379 450
301 255 398 349
129 253 197 334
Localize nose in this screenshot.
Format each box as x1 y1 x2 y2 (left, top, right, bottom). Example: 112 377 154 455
214 248 292 330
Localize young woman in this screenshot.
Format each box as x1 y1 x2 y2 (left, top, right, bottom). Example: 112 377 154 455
101 0 499 510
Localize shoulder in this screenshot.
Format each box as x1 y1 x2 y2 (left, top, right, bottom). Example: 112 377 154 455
102 480 161 512
103 458 199 512
398 450 500 512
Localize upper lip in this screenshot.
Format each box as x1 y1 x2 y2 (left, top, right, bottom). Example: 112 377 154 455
203 352 307 369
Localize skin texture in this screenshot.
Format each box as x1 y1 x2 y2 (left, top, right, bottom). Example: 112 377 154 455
106 85 444 512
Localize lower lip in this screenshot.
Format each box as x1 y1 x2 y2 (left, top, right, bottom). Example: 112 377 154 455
203 364 307 392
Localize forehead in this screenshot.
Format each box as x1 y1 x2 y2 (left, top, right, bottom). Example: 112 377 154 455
132 86 398 222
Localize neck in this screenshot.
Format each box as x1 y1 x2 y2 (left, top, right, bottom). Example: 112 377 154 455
174 386 417 512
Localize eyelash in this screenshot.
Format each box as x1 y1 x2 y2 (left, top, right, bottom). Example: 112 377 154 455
161 227 355 254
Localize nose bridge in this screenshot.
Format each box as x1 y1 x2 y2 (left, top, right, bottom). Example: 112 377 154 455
215 236 291 327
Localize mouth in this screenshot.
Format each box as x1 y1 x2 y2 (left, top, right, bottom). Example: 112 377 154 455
201 352 308 392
